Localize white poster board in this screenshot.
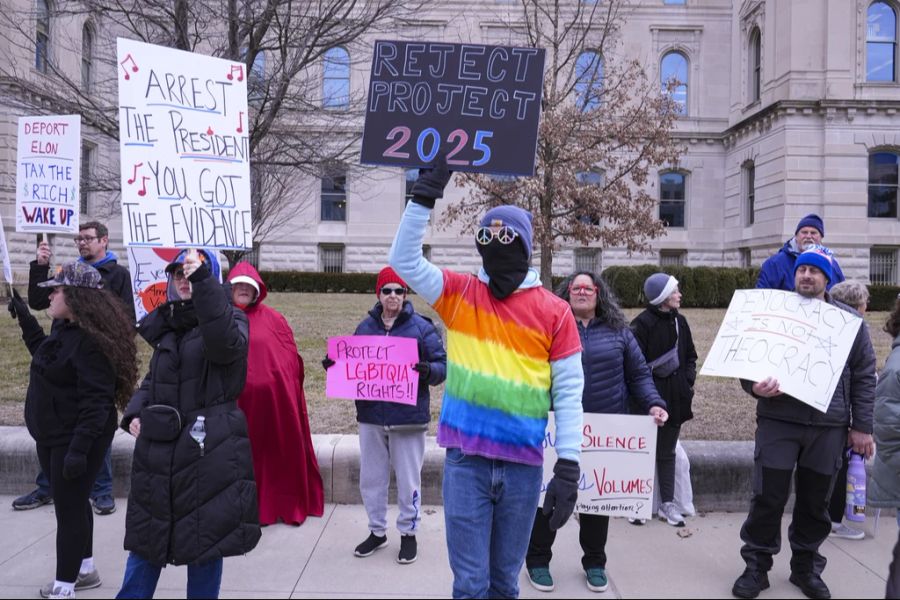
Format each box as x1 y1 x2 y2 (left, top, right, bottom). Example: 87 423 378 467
116 38 251 250
542 413 657 520
16 115 81 234
0 213 12 284
127 247 223 322
700 289 862 412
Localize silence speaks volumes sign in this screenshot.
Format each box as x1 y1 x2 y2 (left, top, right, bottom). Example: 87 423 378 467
16 115 81 234
360 40 546 176
117 38 252 249
325 336 420 406
542 413 658 520
700 289 862 412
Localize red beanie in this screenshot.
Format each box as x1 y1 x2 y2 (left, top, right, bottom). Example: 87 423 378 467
376 266 408 299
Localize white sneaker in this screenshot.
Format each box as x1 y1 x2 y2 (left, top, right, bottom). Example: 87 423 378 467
46 586 75 599
829 523 865 540
658 501 686 527
627 517 647 525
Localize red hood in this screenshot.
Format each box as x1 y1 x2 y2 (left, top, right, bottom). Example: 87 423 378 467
227 261 268 304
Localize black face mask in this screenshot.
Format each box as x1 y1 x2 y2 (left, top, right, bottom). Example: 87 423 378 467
478 239 529 299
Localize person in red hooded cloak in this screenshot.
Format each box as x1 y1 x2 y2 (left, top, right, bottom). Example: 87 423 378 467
227 262 324 525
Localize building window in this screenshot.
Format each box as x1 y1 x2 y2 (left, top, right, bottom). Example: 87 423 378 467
749 27 761 102
871 248 898 284
868 2 897 82
868 152 899 218
422 244 432 262
80 143 93 215
660 250 686 266
319 245 345 273
35 0 50 73
404 168 417 204
659 171 686 228
321 169 347 222
576 170 603 225
661 51 688 116
574 248 601 273
81 23 92 91
744 161 756 225
247 50 266 105
574 51 603 111
740 247 752 268
323 47 350 109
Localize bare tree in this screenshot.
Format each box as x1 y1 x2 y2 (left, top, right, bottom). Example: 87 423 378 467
442 0 684 284
0 0 423 263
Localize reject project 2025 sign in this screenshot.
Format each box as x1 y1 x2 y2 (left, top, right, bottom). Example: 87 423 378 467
360 40 546 176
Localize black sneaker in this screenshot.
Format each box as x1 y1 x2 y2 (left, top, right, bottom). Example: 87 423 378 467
397 535 417 564
732 568 770 599
12 488 53 510
354 532 388 557
91 494 116 515
789 572 831 599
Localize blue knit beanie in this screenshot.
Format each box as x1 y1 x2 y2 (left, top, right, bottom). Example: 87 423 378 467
794 246 834 283
795 214 824 237
479 205 534 258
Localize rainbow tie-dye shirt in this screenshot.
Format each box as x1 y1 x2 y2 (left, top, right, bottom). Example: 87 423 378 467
433 270 582 466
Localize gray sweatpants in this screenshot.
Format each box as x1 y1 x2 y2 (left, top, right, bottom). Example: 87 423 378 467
358 422 426 536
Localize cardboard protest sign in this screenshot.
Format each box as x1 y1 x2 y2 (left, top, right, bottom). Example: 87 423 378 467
0 213 12 284
542 413 657 520
16 115 81 234
325 335 420 406
700 289 863 412
360 40 546 176
116 38 252 250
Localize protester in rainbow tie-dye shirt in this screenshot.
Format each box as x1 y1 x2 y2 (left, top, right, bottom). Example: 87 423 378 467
390 155 584 599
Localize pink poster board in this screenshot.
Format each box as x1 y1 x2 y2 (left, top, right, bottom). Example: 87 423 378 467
326 335 420 406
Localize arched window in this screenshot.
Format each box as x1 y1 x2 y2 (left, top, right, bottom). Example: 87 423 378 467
574 51 603 111
323 47 350 109
867 1 897 82
661 51 688 116
35 0 50 73
749 28 761 102
81 23 93 91
869 151 900 218
659 171 686 227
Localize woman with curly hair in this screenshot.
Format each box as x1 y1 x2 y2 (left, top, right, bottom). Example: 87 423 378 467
8 261 137 600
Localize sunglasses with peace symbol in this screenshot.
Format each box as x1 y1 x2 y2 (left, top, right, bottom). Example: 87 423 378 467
475 226 519 246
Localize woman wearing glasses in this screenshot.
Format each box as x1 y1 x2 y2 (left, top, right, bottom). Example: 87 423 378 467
325 266 446 565
525 271 667 594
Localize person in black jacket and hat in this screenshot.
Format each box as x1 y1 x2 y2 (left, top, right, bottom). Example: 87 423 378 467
116 248 260 599
9 261 137 599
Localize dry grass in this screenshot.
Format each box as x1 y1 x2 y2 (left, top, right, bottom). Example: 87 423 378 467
1 296 893 440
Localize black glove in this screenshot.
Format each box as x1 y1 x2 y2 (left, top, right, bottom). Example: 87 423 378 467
542 458 580 531
412 361 431 380
410 152 452 208
322 356 335 370
8 289 29 320
62 452 87 480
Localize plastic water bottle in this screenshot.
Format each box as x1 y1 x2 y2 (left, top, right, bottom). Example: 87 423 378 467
845 451 866 522
189 416 206 457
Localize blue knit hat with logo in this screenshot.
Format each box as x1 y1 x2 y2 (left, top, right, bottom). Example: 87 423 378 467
478 205 534 258
794 245 834 283
795 214 824 237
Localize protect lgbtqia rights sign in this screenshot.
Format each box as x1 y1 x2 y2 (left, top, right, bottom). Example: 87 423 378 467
360 40 545 176
16 115 81 234
117 38 251 249
326 335 420 406
700 289 862 412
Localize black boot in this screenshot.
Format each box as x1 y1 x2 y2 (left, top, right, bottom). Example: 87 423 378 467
732 568 770 599
789 572 831 599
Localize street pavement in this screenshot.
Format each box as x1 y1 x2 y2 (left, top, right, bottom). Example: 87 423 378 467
0 497 894 598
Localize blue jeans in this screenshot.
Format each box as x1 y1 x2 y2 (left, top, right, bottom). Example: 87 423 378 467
36 447 113 498
443 448 543 599
116 552 223 599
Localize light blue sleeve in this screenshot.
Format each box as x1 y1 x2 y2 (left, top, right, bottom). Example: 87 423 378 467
550 352 584 464
389 202 444 305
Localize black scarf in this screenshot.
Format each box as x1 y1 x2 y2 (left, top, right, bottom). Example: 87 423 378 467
478 239 529 299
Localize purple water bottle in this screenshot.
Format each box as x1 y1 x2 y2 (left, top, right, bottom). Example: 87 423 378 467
845 451 866 523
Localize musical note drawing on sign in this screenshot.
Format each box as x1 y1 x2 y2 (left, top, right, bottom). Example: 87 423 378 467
127 162 144 185
120 53 139 79
236 111 244 134
137 176 149 197
227 65 244 82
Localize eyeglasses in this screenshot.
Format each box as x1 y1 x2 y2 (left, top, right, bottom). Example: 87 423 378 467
172 269 187 281
475 226 518 246
73 235 98 244
380 286 406 296
569 285 598 295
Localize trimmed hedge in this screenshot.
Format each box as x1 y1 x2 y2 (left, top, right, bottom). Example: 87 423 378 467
869 285 900 312
258 271 378 293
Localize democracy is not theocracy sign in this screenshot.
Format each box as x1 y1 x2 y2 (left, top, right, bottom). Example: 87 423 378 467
360 40 546 176
116 38 252 250
700 289 863 412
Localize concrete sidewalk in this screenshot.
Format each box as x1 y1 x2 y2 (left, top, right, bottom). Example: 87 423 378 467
0 497 894 599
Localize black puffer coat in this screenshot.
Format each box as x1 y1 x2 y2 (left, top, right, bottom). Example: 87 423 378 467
121 266 260 566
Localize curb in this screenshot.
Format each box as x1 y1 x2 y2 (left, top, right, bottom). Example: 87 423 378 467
0 426 756 511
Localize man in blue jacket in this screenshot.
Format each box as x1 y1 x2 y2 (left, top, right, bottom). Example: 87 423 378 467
756 214 845 291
